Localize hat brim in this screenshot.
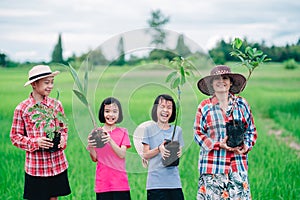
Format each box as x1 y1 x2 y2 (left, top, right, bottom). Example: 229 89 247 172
197 73 246 96
24 71 60 87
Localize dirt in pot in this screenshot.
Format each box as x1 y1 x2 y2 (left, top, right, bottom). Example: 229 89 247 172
162 140 180 167
46 132 61 153
91 129 106 148
226 120 246 148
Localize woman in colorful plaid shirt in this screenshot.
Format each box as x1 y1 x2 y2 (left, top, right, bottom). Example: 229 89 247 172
10 65 71 200
194 65 257 200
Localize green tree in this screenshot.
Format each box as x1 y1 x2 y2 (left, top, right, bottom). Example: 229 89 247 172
114 36 125 66
88 48 108 67
147 9 170 46
209 39 232 64
174 34 191 57
0 52 7 67
51 33 64 63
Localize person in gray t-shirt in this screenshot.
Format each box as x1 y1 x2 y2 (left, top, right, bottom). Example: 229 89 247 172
142 94 184 200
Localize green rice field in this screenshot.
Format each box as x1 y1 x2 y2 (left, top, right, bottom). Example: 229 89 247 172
0 62 299 199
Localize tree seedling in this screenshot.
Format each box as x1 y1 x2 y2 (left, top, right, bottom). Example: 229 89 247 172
29 90 68 152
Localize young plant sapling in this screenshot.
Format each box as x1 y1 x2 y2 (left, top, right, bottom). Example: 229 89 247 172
29 90 68 152
163 56 194 166
226 38 271 147
66 64 106 148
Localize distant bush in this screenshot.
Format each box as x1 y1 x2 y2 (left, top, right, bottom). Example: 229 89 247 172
284 58 298 70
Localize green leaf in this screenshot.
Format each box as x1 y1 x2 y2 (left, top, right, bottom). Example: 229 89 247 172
245 47 254 58
254 50 263 57
73 89 89 106
67 64 84 93
31 114 40 121
180 66 185 77
166 71 177 83
180 74 186 85
180 66 186 85
56 112 68 124
232 38 243 49
172 77 181 89
55 90 60 101
44 123 49 131
83 66 88 96
35 122 40 129
47 132 55 140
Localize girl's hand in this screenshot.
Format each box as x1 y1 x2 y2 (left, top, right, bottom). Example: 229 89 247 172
58 136 66 149
87 134 98 162
177 147 182 158
37 137 53 149
87 134 97 149
158 142 170 160
101 132 111 144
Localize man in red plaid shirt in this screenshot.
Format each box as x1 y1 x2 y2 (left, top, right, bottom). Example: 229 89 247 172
10 65 71 200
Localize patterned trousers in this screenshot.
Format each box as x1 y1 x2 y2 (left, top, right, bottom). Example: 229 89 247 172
197 171 251 200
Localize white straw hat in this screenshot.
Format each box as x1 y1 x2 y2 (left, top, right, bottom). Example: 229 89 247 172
24 65 60 87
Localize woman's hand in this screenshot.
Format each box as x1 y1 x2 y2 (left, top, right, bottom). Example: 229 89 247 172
158 142 170 160
37 137 53 149
220 136 235 151
233 144 249 155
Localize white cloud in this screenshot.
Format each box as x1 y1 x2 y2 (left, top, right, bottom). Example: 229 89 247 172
0 0 299 62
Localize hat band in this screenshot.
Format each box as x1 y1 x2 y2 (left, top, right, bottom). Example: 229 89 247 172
29 72 52 81
212 70 230 75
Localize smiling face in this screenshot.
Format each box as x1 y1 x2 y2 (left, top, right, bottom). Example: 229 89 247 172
32 76 54 98
211 75 232 94
156 98 173 125
103 103 119 126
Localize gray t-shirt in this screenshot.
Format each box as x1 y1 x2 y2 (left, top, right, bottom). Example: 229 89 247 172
142 122 184 190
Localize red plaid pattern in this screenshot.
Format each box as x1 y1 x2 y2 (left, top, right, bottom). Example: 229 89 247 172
194 94 257 174
10 93 68 177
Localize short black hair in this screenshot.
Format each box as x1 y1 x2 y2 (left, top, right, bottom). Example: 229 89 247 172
98 97 123 123
151 94 176 123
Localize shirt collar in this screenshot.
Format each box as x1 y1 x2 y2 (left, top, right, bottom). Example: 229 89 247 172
210 93 236 106
29 93 51 107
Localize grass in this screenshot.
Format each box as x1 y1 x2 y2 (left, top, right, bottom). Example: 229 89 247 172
0 62 300 199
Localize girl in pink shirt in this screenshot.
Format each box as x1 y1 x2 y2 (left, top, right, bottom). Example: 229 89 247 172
87 97 131 200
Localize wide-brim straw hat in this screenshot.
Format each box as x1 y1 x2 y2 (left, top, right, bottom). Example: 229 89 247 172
197 65 246 96
24 65 60 87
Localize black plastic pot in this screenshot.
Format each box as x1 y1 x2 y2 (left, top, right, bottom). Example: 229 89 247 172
226 120 246 148
162 140 180 167
90 129 106 148
46 132 61 153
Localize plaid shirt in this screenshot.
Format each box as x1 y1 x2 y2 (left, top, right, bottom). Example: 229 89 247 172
10 93 68 177
194 93 257 174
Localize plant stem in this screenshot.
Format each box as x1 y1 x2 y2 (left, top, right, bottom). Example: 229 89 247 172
87 103 97 129
171 86 181 141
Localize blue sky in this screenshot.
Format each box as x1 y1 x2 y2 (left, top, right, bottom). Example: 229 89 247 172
0 0 299 62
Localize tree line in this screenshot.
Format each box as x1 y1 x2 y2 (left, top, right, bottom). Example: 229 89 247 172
1 9 299 67
209 38 300 64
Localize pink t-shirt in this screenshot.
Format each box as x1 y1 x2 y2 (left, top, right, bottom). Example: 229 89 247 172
94 127 131 193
